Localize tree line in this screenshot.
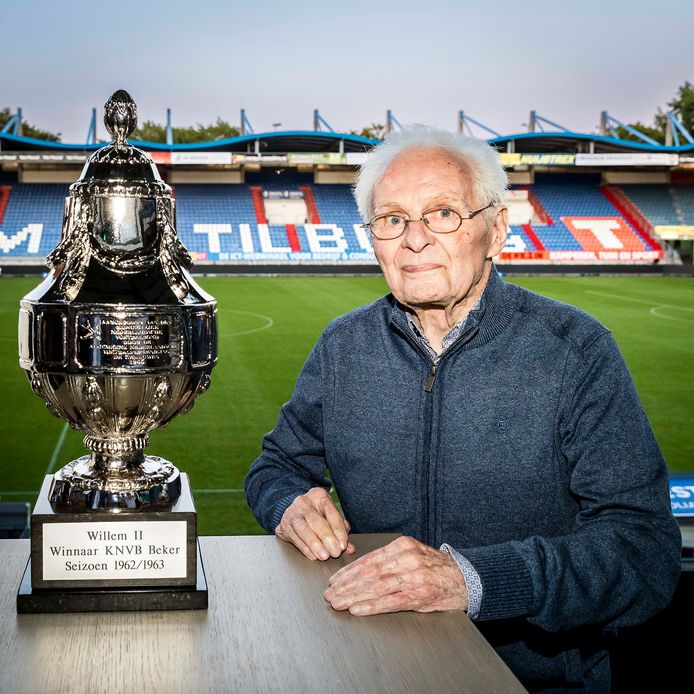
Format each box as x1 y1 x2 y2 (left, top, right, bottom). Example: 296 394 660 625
1 82 692 144
0 107 61 141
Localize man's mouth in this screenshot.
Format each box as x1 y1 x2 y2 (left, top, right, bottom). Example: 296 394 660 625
401 263 442 273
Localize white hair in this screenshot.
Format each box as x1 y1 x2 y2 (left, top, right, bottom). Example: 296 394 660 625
353 127 508 221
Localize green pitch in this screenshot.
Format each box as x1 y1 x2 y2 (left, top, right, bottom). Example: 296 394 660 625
1 274 692 535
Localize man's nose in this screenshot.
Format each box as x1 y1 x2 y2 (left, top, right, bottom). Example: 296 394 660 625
402 218 433 252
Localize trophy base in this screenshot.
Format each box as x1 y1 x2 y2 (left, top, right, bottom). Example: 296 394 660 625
49 454 182 512
17 540 208 613
30 474 198 591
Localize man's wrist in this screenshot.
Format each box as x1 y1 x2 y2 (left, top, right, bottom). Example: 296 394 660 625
271 490 304 531
440 543 483 619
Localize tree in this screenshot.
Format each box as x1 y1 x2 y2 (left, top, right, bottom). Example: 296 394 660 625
132 117 240 143
350 123 386 140
131 120 167 142
614 81 694 144
0 107 61 141
675 81 694 132
654 80 694 135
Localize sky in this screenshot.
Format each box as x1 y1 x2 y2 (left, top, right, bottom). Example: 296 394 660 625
1 0 693 144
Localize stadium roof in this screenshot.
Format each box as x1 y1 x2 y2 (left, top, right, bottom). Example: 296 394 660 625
489 132 694 154
1 129 693 155
0 130 378 153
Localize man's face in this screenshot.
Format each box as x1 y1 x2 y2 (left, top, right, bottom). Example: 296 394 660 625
370 147 507 313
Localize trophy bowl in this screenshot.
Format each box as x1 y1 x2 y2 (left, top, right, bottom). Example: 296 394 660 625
18 90 217 512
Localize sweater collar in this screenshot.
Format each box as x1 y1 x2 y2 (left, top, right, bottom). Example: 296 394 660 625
388 263 517 351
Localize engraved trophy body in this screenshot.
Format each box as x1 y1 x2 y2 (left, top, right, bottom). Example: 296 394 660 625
17 91 215 612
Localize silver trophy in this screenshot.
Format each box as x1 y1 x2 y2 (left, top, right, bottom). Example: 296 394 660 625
18 90 217 513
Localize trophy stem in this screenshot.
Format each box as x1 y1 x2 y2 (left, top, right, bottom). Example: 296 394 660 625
48 433 182 511
85 434 149 473
91 449 146 474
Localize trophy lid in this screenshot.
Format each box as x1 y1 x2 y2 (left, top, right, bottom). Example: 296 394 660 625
73 90 167 196
36 89 199 302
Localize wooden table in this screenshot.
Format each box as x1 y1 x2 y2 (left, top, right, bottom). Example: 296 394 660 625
0 535 525 694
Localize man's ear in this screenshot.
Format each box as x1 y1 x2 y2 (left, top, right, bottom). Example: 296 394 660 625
487 206 508 258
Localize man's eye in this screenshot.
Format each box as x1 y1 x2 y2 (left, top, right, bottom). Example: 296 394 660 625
386 215 403 226
437 208 452 218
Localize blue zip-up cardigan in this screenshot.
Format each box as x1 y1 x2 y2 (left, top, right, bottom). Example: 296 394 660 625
245 268 680 691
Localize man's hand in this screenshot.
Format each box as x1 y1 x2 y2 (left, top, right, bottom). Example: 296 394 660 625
323 535 468 615
275 487 356 561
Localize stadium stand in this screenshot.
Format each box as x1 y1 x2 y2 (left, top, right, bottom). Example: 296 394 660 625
2 109 693 266
502 174 660 261
505 225 540 252
175 184 257 258
0 176 680 264
600 186 662 254
0 184 67 256
620 184 694 226
174 178 371 262
672 186 694 225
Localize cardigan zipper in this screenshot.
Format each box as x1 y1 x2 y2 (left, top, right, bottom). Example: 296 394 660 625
419 337 480 546
422 364 437 545
385 325 438 544
424 364 438 392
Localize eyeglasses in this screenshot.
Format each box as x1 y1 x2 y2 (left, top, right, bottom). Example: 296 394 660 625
362 203 495 240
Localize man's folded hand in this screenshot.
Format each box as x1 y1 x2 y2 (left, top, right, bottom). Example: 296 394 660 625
275 487 356 560
324 535 468 615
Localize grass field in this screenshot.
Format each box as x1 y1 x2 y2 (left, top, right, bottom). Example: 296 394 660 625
1 274 692 535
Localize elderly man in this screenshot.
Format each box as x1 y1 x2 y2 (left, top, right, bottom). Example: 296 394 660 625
244 129 680 691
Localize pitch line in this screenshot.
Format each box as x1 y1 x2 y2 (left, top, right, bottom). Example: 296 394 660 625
585 290 694 321
219 309 274 338
649 306 694 322
45 422 69 476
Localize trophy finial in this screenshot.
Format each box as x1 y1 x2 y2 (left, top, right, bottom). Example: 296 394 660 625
104 90 137 147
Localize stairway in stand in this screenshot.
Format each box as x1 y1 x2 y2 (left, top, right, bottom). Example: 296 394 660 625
300 185 321 224
0 185 12 224
600 185 661 251
249 186 268 224
520 223 546 251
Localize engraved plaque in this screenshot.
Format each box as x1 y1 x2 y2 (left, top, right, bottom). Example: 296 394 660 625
42 521 187 582
76 312 183 372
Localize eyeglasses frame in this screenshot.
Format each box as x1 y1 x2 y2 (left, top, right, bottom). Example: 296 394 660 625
362 201 496 240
